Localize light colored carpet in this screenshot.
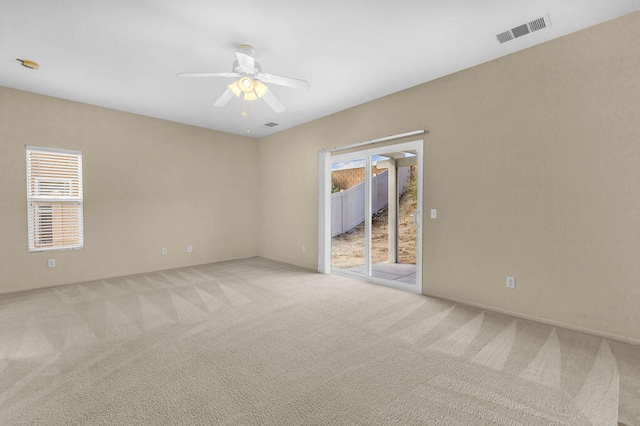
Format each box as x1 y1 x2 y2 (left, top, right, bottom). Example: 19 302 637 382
0 257 637 425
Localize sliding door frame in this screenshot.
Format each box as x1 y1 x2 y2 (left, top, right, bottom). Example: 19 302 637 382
318 139 423 294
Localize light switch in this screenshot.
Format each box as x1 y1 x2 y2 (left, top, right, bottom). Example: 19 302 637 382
430 209 437 219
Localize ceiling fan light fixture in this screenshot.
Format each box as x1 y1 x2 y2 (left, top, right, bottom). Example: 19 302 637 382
228 81 242 97
253 80 268 98
244 91 257 101
239 77 254 93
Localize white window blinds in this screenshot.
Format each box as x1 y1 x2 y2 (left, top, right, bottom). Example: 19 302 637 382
26 146 84 252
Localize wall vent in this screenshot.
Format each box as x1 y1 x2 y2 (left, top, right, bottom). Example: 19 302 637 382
496 14 550 44
263 122 279 127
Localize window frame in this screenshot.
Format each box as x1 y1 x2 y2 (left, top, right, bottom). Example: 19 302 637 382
26 146 84 252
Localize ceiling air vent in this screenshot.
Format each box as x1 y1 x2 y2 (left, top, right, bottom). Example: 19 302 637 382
496 31 513 44
528 17 547 32
496 14 550 44
263 122 279 128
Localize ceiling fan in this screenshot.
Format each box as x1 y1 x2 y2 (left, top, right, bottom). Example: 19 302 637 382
177 44 310 113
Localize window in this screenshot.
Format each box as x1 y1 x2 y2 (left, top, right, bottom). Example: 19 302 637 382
26 146 83 251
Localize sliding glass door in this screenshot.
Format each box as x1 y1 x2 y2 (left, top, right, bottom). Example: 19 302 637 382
320 140 423 293
330 155 366 273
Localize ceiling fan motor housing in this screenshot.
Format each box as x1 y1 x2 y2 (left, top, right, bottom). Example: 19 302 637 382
233 60 261 76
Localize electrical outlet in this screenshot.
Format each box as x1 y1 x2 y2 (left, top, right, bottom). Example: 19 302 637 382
162 248 167 255
48 259 55 268
301 245 305 253
430 209 437 219
506 276 516 289
187 245 193 253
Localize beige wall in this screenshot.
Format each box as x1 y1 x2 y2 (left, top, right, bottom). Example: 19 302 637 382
0 87 259 293
258 12 640 343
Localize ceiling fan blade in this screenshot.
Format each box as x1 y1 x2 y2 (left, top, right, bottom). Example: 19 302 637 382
235 52 255 74
255 72 310 90
177 72 239 78
213 88 235 107
262 90 285 113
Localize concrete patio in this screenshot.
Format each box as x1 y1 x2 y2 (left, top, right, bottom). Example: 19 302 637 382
336 261 416 284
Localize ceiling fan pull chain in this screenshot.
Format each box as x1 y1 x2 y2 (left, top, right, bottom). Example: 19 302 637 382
242 99 251 134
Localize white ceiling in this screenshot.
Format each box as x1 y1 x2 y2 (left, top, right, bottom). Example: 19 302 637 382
2 1 640 138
